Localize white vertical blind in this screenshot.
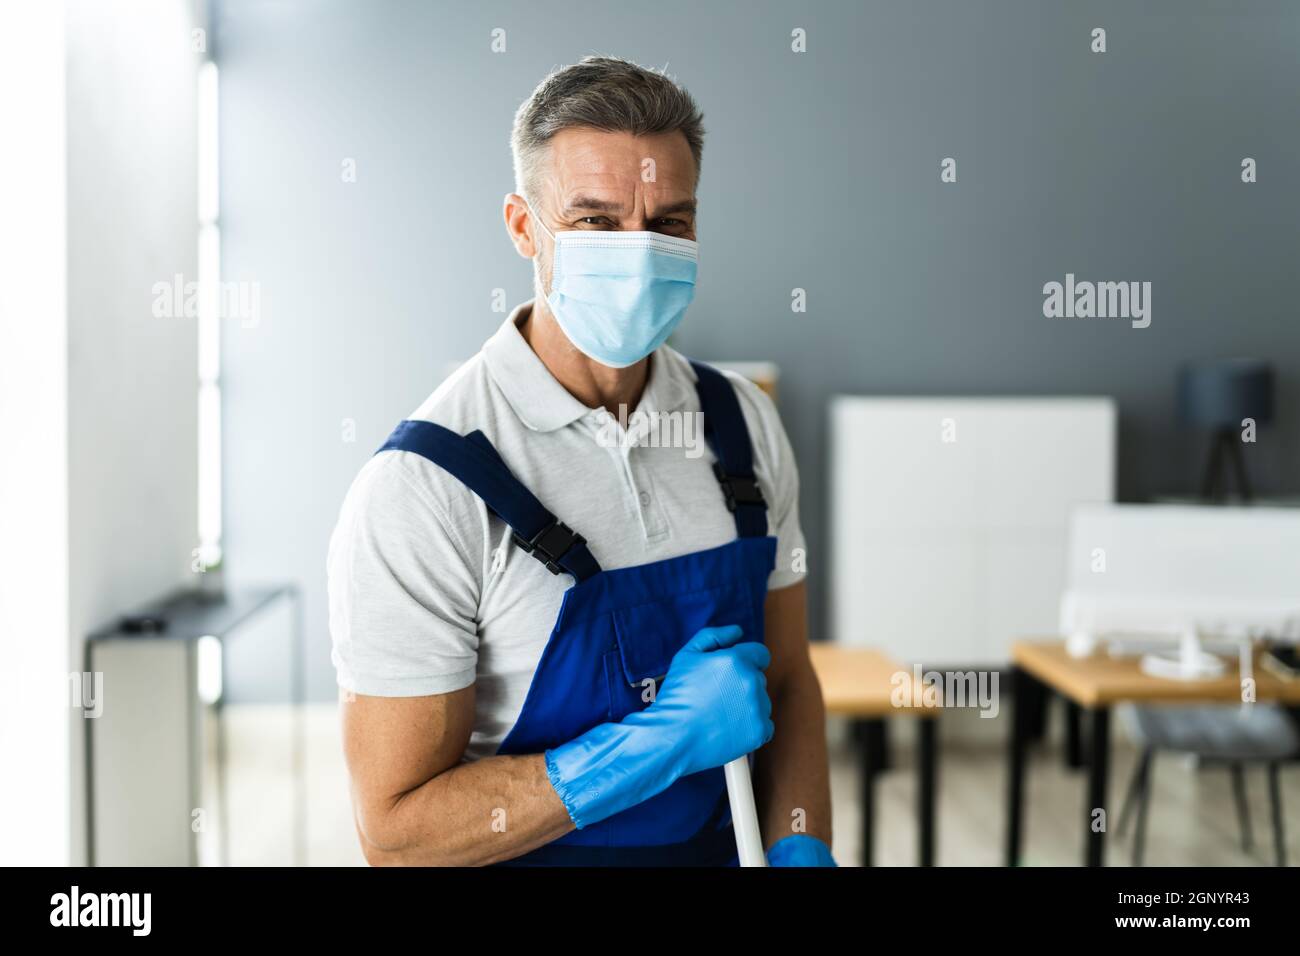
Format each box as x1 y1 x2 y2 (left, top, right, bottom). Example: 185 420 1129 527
197 60 222 570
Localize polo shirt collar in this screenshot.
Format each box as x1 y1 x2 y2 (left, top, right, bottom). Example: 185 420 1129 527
483 302 591 432
483 300 694 433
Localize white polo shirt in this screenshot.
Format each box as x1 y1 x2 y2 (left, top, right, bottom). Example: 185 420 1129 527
327 301 806 761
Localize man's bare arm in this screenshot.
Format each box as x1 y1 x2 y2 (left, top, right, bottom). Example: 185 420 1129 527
752 580 833 850
342 685 574 866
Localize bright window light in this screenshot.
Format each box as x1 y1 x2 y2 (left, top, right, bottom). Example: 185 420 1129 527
196 635 224 704
197 60 222 571
198 62 219 228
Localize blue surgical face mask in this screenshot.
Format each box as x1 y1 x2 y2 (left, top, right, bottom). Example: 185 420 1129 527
532 208 698 368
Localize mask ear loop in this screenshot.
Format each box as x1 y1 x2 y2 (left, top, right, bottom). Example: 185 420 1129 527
525 199 557 244
526 200 561 313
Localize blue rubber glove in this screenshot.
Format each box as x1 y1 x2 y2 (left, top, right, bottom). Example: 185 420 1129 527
545 624 773 829
767 834 837 867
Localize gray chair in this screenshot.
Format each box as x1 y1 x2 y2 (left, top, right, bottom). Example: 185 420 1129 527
1116 703 1298 866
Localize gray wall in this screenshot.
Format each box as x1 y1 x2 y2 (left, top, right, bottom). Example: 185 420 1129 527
216 0 1300 701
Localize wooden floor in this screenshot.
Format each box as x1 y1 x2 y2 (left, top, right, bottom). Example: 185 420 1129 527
212 703 1299 867
827 710 1300 867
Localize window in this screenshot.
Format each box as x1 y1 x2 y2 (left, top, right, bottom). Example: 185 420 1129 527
197 60 221 571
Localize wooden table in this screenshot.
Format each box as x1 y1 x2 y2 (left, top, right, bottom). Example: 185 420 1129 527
1005 639 1300 867
810 644 941 866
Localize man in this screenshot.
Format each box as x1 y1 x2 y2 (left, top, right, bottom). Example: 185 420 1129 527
328 56 833 866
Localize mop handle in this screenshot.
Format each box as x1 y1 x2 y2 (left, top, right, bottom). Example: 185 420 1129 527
724 756 767 867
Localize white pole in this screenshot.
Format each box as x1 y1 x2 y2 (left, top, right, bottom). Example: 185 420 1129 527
724 756 767 867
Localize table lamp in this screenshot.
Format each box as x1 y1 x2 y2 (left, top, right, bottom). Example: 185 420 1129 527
1177 359 1274 502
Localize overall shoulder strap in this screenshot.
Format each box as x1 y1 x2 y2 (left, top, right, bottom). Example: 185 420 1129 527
689 361 769 538
377 420 602 582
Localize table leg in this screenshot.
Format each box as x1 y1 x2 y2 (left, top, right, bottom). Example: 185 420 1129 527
856 718 890 772
1268 762 1286 868
860 717 883 867
1005 666 1031 866
1065 699 1084 769
1085 706 1110 867
917 717 937 866
1024 677 1048 743
291 585 307 867
215 693 230 867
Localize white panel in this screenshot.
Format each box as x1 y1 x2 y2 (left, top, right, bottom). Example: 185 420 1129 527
1066 505 1300 599
64 0 201 864
90 639 199 866
847 530 981 662
830 397 1116 664
1061 505 1300 636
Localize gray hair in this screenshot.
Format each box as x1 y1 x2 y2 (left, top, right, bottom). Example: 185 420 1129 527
511 56 705 202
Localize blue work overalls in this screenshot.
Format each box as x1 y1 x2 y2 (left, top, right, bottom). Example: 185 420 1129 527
377 361 776 866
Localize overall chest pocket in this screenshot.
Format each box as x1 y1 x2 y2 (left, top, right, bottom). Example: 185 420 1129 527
603 582 760 722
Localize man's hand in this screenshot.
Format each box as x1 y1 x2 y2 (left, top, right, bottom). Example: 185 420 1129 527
545 623 773 829
643 624 774 777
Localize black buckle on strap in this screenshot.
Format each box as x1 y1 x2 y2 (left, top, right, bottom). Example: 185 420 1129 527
513 520 585 575
712 461 765 512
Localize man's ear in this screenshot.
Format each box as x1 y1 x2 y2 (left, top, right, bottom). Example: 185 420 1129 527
503 193 536 259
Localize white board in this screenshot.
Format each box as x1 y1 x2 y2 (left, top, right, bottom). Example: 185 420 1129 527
829 397 1116 664
1060 504 1300 638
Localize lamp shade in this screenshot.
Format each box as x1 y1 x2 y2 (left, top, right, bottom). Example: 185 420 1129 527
1177 359 1274 429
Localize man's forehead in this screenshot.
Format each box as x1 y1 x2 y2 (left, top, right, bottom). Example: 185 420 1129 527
545 128 696 191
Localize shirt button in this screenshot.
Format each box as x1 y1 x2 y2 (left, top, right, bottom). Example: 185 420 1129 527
638 491 651 507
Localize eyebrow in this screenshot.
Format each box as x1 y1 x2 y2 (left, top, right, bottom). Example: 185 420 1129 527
562 197 626 216
651 199 698 218
561 197 698 218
